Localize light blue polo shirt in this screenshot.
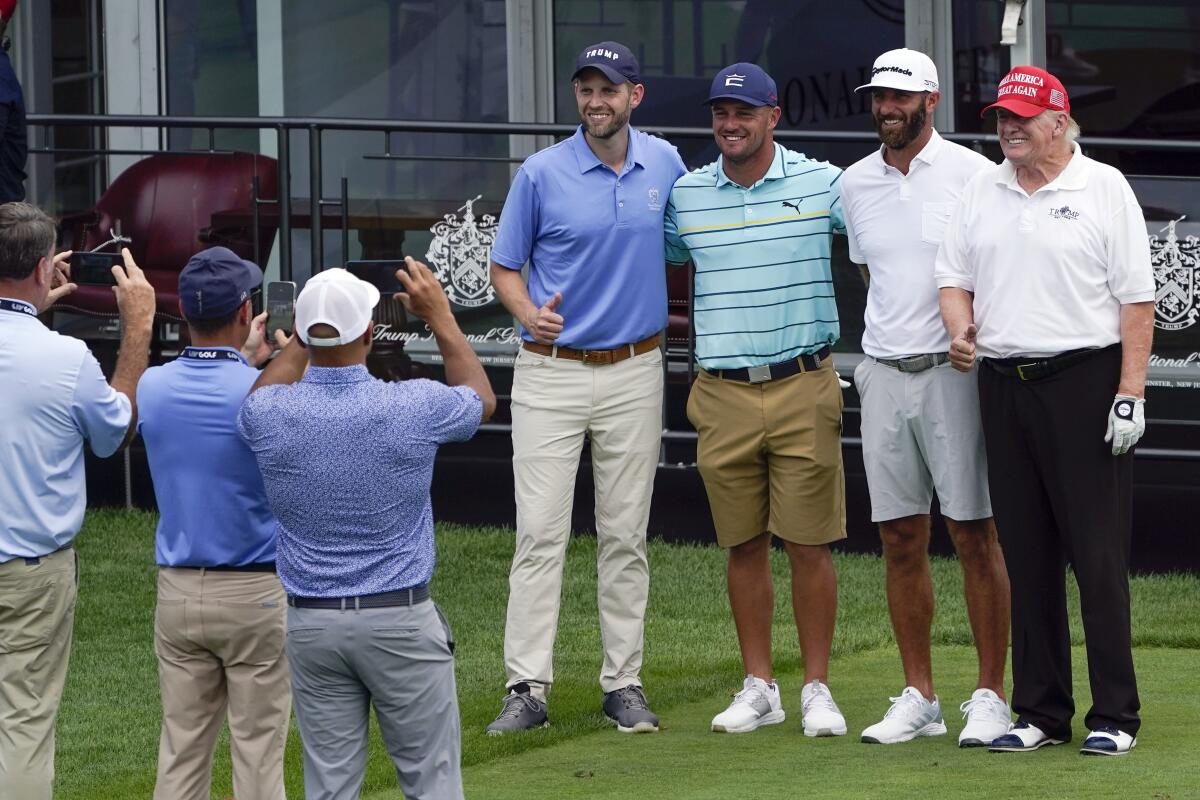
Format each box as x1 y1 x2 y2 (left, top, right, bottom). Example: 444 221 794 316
137 346 277 567
490 125 687 350
665 144 845 370
1 297 130 561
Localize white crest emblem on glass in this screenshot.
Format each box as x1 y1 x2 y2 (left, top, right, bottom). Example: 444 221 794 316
425 195 499 308
1151 216 1200 331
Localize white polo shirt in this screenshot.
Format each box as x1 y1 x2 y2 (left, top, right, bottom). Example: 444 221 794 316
842 130 992 358
0 297 131 561
934 148 1154 358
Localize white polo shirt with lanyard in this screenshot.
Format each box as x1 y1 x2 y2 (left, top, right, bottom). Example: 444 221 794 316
0 297 130 560
934 147 1154 358
841 130 992 359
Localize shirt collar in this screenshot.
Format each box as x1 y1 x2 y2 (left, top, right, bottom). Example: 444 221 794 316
0 296 38 319
716 143 786 189
180 345 248 365
996 145 1089 193
570 125 641 175
874 129 944 175
303 364 372 384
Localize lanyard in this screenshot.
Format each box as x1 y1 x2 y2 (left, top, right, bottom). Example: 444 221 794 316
180 347 245 364
0 298 37 318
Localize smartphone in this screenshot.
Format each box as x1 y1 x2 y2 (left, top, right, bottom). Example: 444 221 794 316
72 252 124 286
265 281 296 340
346 260 407 294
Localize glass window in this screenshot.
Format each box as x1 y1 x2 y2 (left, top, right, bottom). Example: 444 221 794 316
951 0 1011 134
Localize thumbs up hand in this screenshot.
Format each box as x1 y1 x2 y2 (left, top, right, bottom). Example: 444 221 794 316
948 323 977 372
525 292 565 345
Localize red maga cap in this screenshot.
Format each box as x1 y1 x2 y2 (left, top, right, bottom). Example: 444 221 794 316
980 66 1070 118
0 1 16 23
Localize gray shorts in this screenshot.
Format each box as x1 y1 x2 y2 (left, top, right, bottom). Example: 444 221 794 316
853 357 992 523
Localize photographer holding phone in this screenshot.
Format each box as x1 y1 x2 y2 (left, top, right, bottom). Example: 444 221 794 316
135 247 290 800
0 201 154 799
238 259 494 800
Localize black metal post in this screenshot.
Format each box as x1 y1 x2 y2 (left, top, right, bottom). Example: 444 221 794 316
340 176 349 267
309 125 323 273
277 126 292 282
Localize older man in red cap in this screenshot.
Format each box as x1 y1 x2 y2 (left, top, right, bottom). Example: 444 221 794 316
0 0 26 204
935 66 1154 756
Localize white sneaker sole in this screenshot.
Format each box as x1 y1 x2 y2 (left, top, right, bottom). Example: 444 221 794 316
988 737 1065 752
607 717 659 734
861 720 948 744
804 721 848 737
959 728 1010 748
712 709 786 734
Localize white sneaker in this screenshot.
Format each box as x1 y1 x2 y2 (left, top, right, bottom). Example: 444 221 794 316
800 679 847 737
860 686 948 744
711 676 785 733
958 688 1012 747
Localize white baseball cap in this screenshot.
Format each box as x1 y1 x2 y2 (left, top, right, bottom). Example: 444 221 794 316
855 48 939 94
295 268 380 347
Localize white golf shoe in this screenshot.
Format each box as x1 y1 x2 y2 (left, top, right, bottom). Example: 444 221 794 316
711 675 785 733
958 688 1012 747
861 686 948 744
800 679 847 737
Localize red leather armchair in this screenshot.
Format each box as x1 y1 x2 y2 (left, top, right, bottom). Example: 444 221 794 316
667 264 692 352
55 152 278 319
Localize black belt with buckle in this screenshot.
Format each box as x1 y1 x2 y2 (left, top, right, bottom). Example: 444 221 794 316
985 346 1105 381
287 584 430 609
874 353 949 373
706 345 832 384
175 562 277 573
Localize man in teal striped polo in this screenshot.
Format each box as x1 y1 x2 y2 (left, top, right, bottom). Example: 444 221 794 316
665 62 848 737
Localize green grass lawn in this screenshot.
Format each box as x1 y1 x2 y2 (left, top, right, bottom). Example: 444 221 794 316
55 510 1200 799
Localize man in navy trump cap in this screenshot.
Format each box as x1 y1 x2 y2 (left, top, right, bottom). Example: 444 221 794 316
487 39 686 735
136 246 291 800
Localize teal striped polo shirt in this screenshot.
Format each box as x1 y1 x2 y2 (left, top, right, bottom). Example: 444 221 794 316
665 143 845 370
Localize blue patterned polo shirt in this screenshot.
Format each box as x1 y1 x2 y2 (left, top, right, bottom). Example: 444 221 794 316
237 365 482 597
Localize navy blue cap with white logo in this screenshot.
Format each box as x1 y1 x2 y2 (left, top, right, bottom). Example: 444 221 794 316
707 62 778 107
178 246 263 320
572 41 641 85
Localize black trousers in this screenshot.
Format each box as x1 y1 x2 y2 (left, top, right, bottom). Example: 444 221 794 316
978 344 1140 739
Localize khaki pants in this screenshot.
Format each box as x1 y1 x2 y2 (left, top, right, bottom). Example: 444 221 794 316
505 346 663 699
0 548 77 800
154 568 291 800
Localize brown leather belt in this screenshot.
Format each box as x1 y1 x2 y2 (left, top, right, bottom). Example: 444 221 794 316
521 334 660 365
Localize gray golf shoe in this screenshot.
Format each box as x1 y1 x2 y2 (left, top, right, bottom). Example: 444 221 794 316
603 685 660 733
485 684 549 735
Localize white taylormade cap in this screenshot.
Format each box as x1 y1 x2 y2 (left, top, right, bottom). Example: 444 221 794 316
855 48 939 94
294 268 380 346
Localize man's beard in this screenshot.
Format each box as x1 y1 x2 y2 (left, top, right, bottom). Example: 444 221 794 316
875 103 927 150
583 105 631 139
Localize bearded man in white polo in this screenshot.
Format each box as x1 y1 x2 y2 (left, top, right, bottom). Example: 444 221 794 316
839 48 1012 747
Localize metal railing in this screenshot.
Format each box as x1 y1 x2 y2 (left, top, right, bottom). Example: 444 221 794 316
25 113 1200 463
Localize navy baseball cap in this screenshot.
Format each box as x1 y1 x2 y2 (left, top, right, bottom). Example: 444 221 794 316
178 247 263 320
707 62 778 107
572 41 641 85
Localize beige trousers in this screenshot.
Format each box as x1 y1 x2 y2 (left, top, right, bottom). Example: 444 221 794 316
0 548 77 800
505 346 663 699
153 567 291 800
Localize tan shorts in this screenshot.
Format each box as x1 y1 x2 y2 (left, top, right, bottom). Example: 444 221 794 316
686 361 847 548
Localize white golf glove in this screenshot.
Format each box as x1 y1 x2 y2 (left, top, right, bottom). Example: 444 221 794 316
835 370 850 390
1104 394 1145 455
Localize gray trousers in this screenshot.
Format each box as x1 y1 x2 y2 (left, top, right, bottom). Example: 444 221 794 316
286 600 463 800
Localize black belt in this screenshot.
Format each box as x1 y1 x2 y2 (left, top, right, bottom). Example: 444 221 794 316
17 544 73 566
873 352 948 373
706 346 832 384
288 584 429 609
174 562 277 573
984 346 1107 381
